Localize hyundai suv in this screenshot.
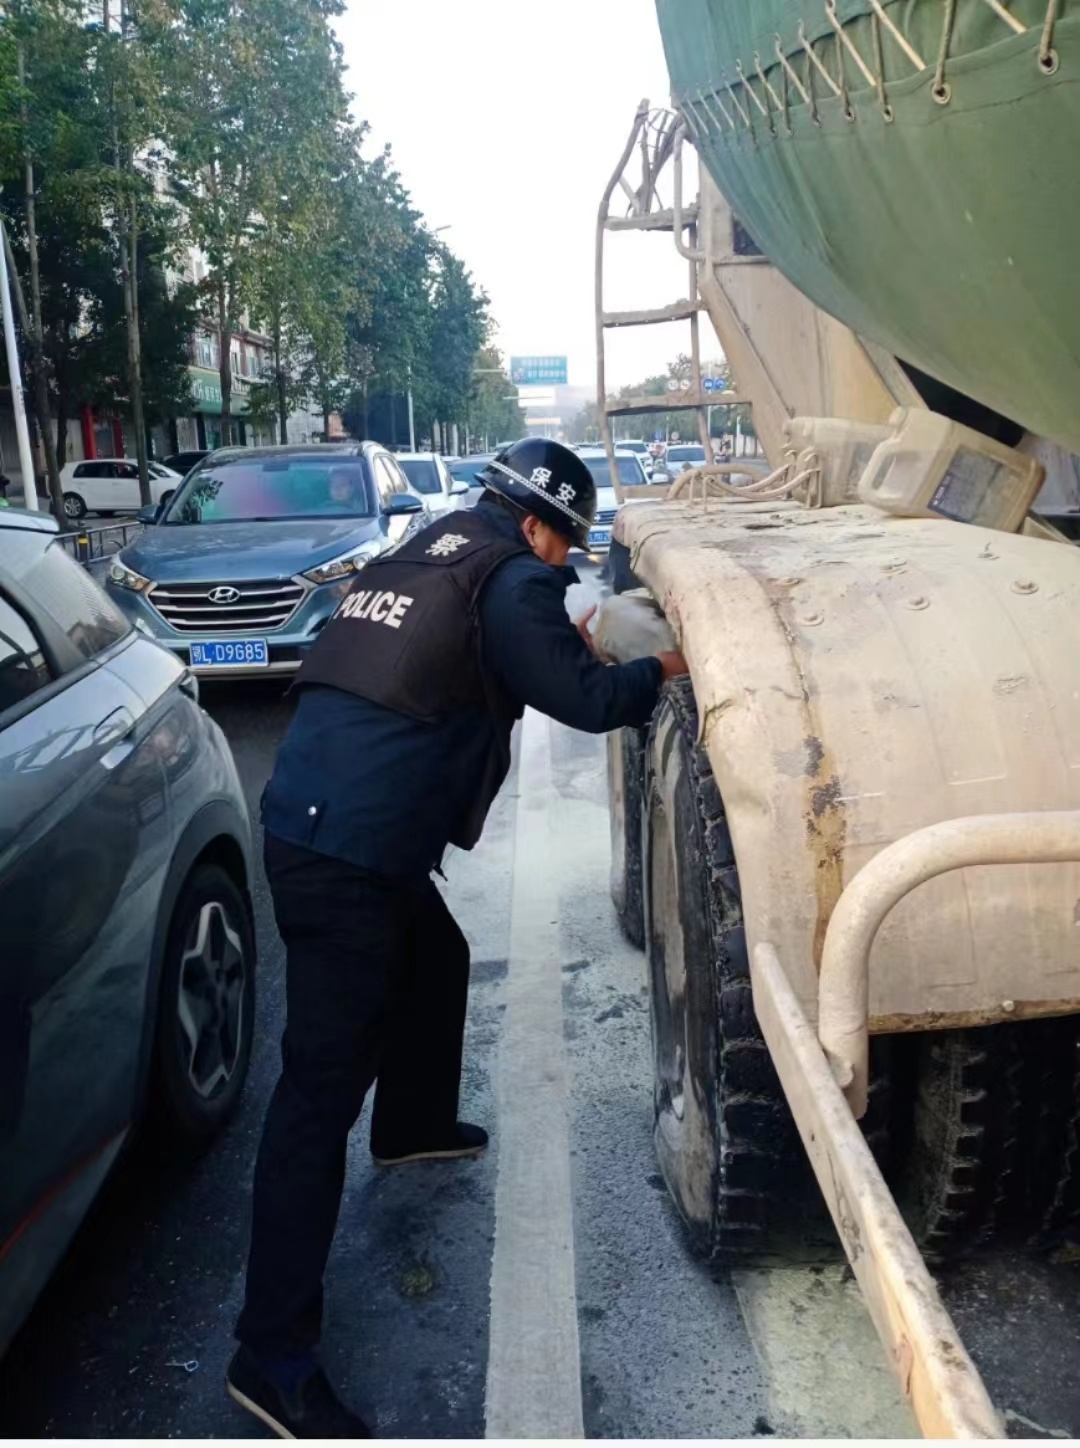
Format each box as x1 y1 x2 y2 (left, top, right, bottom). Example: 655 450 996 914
104 442 428 678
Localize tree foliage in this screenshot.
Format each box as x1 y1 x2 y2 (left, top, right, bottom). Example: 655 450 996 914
0 0 500 499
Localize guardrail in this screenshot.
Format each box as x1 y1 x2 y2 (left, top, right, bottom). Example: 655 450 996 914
57 520 143 567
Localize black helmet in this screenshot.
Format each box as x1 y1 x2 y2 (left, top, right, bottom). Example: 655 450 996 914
476 438 596 549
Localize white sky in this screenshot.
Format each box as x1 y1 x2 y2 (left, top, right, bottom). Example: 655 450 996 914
335 0 713 392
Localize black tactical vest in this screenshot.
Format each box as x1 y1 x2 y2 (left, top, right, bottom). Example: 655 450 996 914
293 509 531 849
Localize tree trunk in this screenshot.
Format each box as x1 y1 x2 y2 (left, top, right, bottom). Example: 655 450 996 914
16 40 63 522
274 321 287 444
322 387 331 441
108 0 149 501
218 279 233 445
125 189 150 501
54 385 68 469
362 377 369 438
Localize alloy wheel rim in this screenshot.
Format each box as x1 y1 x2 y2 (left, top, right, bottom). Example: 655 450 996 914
176 900 246 1099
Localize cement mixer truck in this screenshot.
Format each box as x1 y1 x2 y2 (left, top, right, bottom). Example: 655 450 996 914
594 4 1080 1433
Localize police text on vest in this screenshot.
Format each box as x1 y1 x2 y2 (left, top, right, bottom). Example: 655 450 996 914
336 589 414 629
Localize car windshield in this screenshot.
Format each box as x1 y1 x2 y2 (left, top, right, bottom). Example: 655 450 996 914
581 455 644 487
163 457 374 523
398 459 442 495
448 457 490 483
668 447 706 461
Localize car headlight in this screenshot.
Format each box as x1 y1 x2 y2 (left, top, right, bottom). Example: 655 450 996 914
303 544 380 585
108 560 152 592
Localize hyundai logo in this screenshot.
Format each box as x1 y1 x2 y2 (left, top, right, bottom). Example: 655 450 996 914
208 586 241 605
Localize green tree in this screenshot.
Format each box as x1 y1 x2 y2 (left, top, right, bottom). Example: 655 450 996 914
417 247 488 449
166 0 350 444
467 346 524 451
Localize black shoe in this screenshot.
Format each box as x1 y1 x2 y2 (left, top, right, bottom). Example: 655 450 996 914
372 1120 489 1167
226 1347 372 1439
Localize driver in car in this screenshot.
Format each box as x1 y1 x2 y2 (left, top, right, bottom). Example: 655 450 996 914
323 467 365 512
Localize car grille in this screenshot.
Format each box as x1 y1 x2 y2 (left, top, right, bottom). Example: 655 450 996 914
148 578 306 633
594 507 618 526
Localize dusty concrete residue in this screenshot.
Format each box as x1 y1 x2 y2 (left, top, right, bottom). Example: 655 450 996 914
994 674 1031 695
732 1265 918 1439
763 583 848 972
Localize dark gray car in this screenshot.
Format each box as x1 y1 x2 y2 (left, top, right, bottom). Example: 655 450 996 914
0 509 256 1355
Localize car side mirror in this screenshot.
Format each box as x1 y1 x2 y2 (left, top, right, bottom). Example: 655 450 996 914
137 503 163 525
383 493 425 516
450 478 470 496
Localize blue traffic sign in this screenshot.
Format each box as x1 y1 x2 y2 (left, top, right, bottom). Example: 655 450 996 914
510 355 568 386
703 376 729 394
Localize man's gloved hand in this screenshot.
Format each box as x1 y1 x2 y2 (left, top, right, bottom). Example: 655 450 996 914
576 603 689 680
575 604 612 661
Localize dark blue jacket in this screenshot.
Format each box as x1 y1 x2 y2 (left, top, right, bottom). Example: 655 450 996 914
262 499 662 878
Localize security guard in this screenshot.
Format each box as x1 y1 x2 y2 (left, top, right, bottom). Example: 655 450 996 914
227 438 688 1437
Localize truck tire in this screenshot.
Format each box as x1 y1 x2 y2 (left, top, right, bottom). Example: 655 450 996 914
607 726 646 948
900 1016 1080 1256
643 677 809 1256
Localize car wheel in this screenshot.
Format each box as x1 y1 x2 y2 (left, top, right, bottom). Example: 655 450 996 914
63 492 86 520
150 863 256 1143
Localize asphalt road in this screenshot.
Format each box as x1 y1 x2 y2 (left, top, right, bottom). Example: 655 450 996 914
2 563 1080 1439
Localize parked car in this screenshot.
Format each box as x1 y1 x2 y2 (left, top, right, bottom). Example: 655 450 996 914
575 447 651 554
395 452 471 515
162 450 210 478
447 454 495 506
0 508 256 1355
58 458 185 522
651 443 709 482
104 442 429 678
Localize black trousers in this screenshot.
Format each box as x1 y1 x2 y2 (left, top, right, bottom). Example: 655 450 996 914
236 833 470 1355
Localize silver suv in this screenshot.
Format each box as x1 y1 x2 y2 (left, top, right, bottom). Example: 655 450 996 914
0 509 256 1355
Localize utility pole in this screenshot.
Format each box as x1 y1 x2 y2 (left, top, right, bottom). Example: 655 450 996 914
406 360 416 452
0 214 36 509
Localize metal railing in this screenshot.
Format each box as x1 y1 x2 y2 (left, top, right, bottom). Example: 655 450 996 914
56 520 144 567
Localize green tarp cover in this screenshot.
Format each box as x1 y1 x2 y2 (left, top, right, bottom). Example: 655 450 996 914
656 0 1080 453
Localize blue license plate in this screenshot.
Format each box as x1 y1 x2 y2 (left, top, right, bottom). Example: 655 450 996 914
190 638 269 668
588 527 612 549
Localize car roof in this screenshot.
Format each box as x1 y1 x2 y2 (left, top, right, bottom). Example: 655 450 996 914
204 442 366 463
395 452 442 462
578 447 638 457
0 507 59 535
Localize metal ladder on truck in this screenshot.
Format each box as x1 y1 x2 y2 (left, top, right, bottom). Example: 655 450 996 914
594 102 745 502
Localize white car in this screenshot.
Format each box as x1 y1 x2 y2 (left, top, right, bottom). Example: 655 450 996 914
651 443 709 483
59 458 184 521
395 453 470 516
575 447 654 554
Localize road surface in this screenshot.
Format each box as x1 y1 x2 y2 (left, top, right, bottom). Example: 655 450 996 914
2 564 1079 1439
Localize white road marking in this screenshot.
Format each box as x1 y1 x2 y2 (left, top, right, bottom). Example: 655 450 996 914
485 709 584 1439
